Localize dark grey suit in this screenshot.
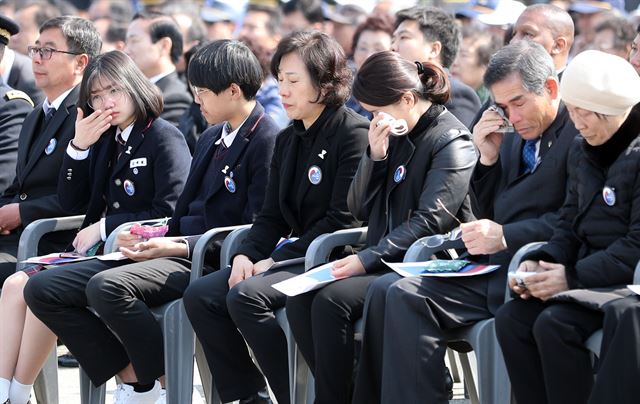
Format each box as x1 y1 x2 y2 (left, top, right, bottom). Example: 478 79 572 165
155 71 192 127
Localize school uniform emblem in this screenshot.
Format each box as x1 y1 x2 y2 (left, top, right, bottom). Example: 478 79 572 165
44 138 57 155
308 165 322 185
224 176 236 193
602 186 616 206
394 165 407 183
123 180 135 196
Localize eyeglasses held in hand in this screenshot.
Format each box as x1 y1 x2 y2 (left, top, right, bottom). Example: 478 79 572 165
27 46 82 60
420 227 463 248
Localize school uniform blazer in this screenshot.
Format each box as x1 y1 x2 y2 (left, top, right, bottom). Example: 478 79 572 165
155 72 192 127
165 103 279 259
236 105 369 263
471 103 579 312
348 106 477 273
0 86 84 228
58 117 191 236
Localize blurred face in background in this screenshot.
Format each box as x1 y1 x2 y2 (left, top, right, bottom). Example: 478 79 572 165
452 37 486 90
353 29 391 69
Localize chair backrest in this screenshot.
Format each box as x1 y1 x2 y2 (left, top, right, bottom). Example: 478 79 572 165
305 227 368 270
16 215 85 270
219 226 253 268
505 242 547 302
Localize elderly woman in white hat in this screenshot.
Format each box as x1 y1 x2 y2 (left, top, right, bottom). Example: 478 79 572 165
495 50 640 404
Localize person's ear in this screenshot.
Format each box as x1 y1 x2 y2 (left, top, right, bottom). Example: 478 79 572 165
426 40 442 62
545 76 559 100
550 37 567 56
229 83 243 100
158 36 172 58
402 91 416 108
74 54 89 76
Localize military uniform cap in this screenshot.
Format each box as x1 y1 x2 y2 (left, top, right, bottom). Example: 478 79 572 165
0 15 19 46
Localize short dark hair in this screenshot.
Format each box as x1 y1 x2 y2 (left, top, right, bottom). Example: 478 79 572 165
188 40 263 100
270 30 351 106
461 24 503 67
395 6 460 69
105 22 127 44
40 16 102 59
133 12 184 64
24 0 61 28
595 16 636 54
353 51 450 106
79 50 163 122
246 4 283 36
281 0 324 24
351 13 395 57
484 40 556 95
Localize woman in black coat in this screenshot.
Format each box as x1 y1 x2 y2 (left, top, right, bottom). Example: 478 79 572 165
181 31 369 404
0 50 190 404
495 50 640 404
285 51 477 404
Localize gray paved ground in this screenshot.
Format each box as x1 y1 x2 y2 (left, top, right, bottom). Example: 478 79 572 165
43 346 472 404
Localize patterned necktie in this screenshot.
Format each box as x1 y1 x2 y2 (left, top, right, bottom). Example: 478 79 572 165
522 139 538 173
44 107 56 126
115 132 126 161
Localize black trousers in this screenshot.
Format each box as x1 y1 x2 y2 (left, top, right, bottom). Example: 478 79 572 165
183 263 304 404
352 272 494 404
285 272 383 404
495 299 603 404
24 257 193 386
589 295 640 404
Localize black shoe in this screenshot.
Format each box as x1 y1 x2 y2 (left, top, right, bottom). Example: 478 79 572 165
238 388 272 404
58 352 79 368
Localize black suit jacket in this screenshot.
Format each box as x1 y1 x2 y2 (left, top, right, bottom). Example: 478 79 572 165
446 76 481 130
58 118 191 236
0 83 32 194
0 86 83 254
472 103 579 312
155 71 192 128
237 105 369 262
349 106 477 272
7 51 44 106
166 102 279 261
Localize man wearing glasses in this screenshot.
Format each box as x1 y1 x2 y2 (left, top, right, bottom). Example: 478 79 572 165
353 41 580 404
0 16 101 285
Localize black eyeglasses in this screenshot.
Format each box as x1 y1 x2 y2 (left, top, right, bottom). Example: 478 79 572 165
27 46 82 60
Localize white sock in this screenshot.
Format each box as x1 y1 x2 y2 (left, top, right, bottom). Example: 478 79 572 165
8 377 32 404
0 377 10 403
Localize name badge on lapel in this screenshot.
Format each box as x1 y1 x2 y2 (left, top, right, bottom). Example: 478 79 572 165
130 158 147 168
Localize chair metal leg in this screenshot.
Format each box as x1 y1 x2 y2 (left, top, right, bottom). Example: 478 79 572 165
446 348 462 383
79 367 106 404
162 300 195 404
469 320 511 404
195 341 222 404
33 347 58 404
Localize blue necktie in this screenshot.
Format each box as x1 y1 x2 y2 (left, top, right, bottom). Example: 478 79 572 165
522 139 538 173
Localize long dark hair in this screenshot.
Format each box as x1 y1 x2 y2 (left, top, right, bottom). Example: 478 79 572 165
353 51 450 107
78 50 163 123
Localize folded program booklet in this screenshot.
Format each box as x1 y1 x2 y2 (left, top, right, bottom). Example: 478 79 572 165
383 259 500 278
23 251 128 265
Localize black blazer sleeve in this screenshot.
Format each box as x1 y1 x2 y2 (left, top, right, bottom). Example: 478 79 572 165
347 149 388 222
